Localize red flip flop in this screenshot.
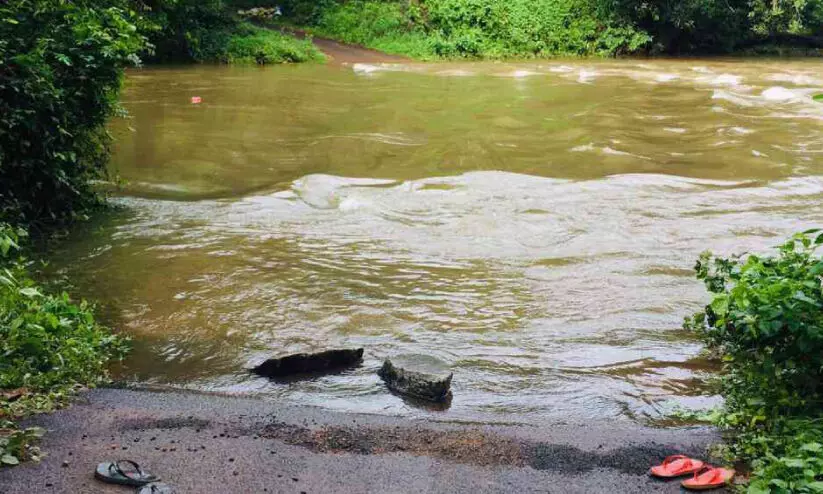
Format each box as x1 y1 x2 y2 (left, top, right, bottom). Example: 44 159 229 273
681 465 735 491
649 455 705 478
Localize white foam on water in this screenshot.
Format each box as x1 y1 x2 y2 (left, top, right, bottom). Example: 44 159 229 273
577 70 597 84
766 73 823 86
548 65 574 73
655 73 679 83
436 69 475 77
699 74 743 86
506 70 538 78
602 147 651 160
663 127 687 134
352 63 382 75
338 197 367 211
570 143 595 152
691 66 713 74
292 174 397 210
711 90 755 107
351 63 409 75
762 86 799 102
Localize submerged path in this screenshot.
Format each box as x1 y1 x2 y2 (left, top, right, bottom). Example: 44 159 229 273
280 28 410 64
0 388 723 493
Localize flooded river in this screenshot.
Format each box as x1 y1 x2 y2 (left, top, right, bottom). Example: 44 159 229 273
49 59 823 423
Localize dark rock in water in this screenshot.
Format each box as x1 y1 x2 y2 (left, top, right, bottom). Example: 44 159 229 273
253 348 364 378
378 354 453 402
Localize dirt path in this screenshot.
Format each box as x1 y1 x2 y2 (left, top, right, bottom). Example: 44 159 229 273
0 388 726 493
282 28 410 64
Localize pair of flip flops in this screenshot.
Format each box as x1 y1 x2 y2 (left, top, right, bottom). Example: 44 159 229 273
650 455 735 491
95 460 174 493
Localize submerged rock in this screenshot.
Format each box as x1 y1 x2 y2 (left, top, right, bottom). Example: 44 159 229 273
252 348 364 378
378 354 453 402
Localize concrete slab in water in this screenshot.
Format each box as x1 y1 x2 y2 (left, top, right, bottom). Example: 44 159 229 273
379 354 453 402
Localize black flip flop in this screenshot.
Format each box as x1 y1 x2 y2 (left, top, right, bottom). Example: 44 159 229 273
95 460 160 487
138 482 175 494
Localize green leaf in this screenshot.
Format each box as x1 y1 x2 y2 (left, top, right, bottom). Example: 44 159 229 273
18 287 41 298
792 290 819 306
814 94 823 102
55 54 72 66
748 485 771 494
1 454 19 465
710 294 730 315
27 427 45 438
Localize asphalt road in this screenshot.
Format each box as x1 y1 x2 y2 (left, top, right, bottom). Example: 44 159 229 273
0 388 725 494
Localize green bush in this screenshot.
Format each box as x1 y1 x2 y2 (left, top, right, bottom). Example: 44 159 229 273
134 1 322 63
315 1 416 46
0 223 127 466
0 0 146 228
133 0 238 62
279 0 823 56
747 0 823 37
687 232 823 419
686 231 823 492
225 25 324 64
742 419 823 494
266 0 337 25
307 0 649 58
0 224 126 400
599 0 823 53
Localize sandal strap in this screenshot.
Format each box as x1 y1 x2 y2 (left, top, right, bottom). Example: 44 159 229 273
691 465 716 481
663 455 690 468
112 459 145 480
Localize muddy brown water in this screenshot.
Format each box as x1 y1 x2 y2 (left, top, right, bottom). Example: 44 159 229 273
48 59 823 423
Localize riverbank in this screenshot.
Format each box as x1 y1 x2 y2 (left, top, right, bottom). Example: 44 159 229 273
0 388 723 493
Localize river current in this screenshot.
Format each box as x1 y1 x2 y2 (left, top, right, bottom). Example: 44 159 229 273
49 59 823 423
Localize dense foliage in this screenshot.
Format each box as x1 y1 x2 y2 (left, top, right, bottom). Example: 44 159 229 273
271 0 823 57
132 0 322 63
133 0 237 61
686 232 823 493
601 0 823 53
0 0 146 228
224 24 323 63
282 0 650 58
0 224 127 466
0 233 125 394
